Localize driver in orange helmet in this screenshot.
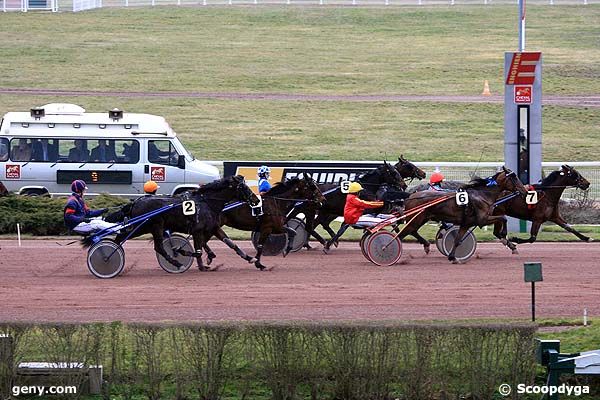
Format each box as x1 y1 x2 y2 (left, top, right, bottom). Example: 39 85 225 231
429 171 445 191
143 180 160 195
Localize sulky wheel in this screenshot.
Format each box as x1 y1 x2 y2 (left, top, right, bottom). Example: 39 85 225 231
285 217 309 253
441 226 477 262
87 239 125 279
156 234 194 273
435 226 448 256
251 232 288 256
365 231 403 266
360 231 373 262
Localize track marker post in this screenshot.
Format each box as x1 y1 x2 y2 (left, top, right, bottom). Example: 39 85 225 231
524 262 543 321
17 223 21 247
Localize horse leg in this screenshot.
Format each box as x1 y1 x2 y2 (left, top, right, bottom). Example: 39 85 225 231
252 230 272 270
324 223 350 253
202 242 217 265
151 227 183 269
492 217 518 254
191 233 206 271
552 216 592 242
319 214 339 242
447 225 470 264
214 228 255 264
302 209 320 249
510 220 543 244
410 231 430 254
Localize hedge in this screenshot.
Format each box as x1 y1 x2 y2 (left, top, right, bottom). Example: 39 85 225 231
0 194 129 235
0 321 540 400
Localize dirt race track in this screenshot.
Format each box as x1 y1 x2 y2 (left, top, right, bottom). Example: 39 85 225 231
0 239 598 323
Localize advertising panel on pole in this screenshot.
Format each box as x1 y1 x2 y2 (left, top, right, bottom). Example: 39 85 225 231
514 85 532 104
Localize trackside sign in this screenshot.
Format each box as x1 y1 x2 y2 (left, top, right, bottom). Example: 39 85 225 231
223 161 391 194
505 52 541 85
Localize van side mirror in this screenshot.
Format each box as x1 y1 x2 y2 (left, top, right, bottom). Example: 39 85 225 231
177 155 185 169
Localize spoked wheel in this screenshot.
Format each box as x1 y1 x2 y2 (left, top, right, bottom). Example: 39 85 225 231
251 232 289 256
360 231 373 262
87 239 125 279
365 231 403 266
285 218 308 253
156 234 194 273
441 226 477 262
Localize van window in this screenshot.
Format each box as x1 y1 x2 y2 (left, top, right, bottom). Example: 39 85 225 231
148 140 179 166
0 138 8 161
10 138 33 162
7 138 140 164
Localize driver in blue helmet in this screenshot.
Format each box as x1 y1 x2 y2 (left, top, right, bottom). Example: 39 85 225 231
64 179 115 234
257 165 272 195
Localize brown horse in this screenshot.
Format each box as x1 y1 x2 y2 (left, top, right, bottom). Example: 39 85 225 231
399 167 527 262
217 175 326 270
493 164 592 244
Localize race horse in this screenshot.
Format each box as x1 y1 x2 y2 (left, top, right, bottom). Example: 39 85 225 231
493 164 592 244
214 174 326 270
292 160 417 248
88 175 260 270
399 167 528 262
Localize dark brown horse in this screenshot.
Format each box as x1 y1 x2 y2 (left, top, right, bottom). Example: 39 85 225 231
216 175 326 270
493 164 592 244
296 160 421 248
399 167 527 262
97 175 260 270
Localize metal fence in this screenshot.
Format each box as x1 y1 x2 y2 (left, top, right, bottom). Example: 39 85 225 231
1 0 596 12
207 160 600 201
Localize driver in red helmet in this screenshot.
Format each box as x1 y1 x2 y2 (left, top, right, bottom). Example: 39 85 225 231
64 179 114 234
429 171 445 191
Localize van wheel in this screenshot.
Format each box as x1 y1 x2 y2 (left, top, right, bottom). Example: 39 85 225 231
22 189 50 197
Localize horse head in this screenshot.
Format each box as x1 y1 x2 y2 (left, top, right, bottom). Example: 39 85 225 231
560 165 590 190
232 175 260 206
499 166 528 196
379 161 407 191
197 175 259 206
395 155 426 180
300 172 326 204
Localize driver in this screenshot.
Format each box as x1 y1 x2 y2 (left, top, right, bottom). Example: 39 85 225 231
64 180 114 234
429 171 445 191
257 165 272 195
324 182 384 252
143 180 160 195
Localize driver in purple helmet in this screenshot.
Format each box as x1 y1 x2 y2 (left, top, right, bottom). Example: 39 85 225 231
64 179 115 234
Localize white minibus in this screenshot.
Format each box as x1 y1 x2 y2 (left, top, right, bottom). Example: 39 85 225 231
0 103 220 197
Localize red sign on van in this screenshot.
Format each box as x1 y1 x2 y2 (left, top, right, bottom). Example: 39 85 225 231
151 166 165 182
514 85 532 104
6 165 20 179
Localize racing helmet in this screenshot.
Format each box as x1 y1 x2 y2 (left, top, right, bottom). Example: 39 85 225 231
143 180 160 194
347 182 363 193
71 179 88 193
257 165 271 177
429 172 445 184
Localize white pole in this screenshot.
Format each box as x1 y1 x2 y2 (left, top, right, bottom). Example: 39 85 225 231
584 308 588 326
17 223 21 247
518 0 525 52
